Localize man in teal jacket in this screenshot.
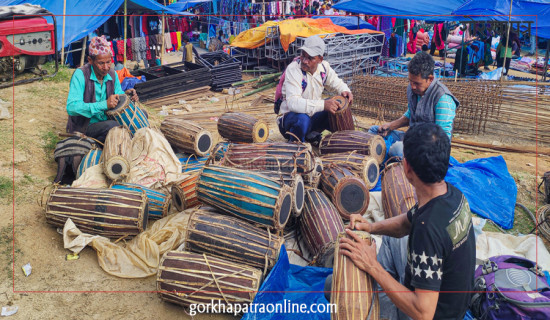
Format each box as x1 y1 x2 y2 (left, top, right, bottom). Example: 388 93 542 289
66 36 139 143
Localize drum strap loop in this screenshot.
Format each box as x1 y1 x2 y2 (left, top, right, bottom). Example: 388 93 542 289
203 253 231 305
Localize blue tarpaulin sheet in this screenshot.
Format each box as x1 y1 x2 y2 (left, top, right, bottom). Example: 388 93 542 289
311 15 376 30
453 0 550 39
445 155 517 229
242 245 333 320
333 0 465 21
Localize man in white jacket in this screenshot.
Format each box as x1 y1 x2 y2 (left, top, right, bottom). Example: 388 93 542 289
277 35 353 145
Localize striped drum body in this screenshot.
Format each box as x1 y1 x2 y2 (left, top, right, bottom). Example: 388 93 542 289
157 251 262 307
105 94 149 135
176 153 208 174
381 161 417 219
217 112 269 143
300 189 344 267
44 187 148 238
76 148 102 179
331 231 380 320
111 183 171 219
320 130 386 165
185 210 283 270
197 165 292 230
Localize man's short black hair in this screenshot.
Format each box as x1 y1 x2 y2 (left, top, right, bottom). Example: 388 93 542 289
421 44 429 52
408 51 435 79
403 123 450 184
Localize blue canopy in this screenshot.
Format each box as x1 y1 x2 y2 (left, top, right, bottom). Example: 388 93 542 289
333 0 466 21
0 0 191 50
168 0 213 12
452 0 550 39
311 15 376 30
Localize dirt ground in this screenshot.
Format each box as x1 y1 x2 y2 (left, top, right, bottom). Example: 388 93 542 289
0 50 548 319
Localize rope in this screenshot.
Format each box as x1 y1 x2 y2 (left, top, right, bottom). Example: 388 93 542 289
263 228 272 276
203 253 231 305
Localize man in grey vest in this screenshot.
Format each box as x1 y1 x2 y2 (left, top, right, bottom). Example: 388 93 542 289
65 36 139 143
369 52 459 158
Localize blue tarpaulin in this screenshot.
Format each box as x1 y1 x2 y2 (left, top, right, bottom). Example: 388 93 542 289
168 0 213 12
452 0 550 39
0 0 191 50
445 155 517 230
242 245 333 320
333 0 465 21
311 15 376 30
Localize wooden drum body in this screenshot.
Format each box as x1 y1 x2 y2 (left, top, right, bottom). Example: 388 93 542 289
321 165 369 220
328 95 354 132
76 148 102 179
176 153 208 174
171 172 201 211
102 126 132 181
222 142 314 175
197 165 292 230
185 210 283 270
44 187 148 238
320 130 386 165
157 251 262 307
111 183 171 219
160 118 213 157
105 94 149 135
331 231 379 320
381 161 417 219
218 112 269 143
321 152 380 190
300 188 344 267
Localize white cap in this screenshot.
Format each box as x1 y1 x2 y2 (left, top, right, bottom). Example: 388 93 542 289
299 35 325 57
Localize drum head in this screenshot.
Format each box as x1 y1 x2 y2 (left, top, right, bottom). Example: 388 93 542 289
171 186 185 212
197 134 212 155
108 94 128 114
365 160 380 189
339 182 367 217
253 121 269 143
278 193 292 228
293 177 305 215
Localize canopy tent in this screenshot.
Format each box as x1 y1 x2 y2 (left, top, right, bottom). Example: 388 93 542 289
0 0 192 50
168 0 213 12
452 0 550 39
333 0 465 21
311 15 376 30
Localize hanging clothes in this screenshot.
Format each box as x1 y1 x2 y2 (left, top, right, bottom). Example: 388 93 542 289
164 33 172 52
380 16 392 57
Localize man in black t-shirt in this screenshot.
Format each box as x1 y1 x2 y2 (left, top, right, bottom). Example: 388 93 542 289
340 123 476 319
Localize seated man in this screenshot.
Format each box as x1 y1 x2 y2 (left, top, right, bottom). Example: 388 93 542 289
66 36 139 143
369 51 459 157
340 123 476 320
277 35 352 145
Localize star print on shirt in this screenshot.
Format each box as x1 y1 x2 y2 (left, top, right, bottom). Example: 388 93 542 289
411 252 418 262
430 254 439 265
419 251 429 265
414 265 422 277
424 266 435 279
436 269 443 280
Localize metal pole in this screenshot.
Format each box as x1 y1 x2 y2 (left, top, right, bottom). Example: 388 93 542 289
501 0 514 81
124 0 127 67
543 40 549 82
161 8 166 65
60 0 67 66
79 36 87 67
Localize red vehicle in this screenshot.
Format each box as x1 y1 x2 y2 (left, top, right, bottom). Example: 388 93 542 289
0 5 58 87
